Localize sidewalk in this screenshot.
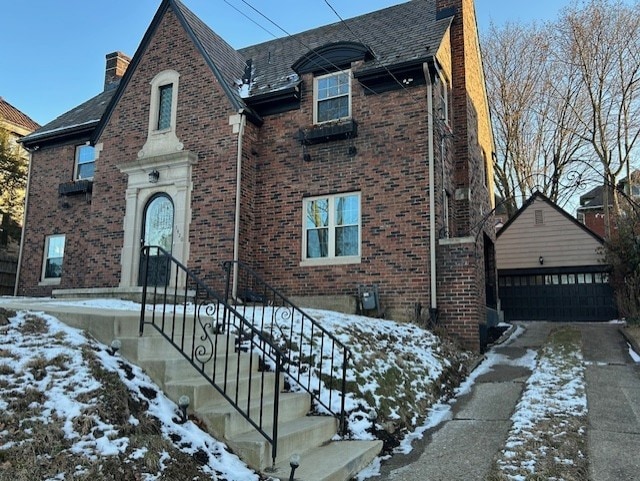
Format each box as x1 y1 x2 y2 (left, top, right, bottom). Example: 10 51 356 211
381 322 640 481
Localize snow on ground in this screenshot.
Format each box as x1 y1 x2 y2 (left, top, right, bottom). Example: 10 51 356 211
629 343 640 362
0 310 259 480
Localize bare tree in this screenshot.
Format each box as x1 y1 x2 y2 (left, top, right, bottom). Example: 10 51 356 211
483 22 588 217
0 125 28 224
553 0 640 236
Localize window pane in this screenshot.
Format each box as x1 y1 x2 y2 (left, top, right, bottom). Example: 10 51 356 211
336 225 358 256
306 199 329 228
317 73 349 100
307 228 328 258
335 195 359 226
158 84 173 130
47 236 65 258
78 162 95 179
45 258 63 278
317 96 349 123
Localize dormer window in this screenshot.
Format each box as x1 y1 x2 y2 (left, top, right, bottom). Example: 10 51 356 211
157 84 173 130
314 71 351 124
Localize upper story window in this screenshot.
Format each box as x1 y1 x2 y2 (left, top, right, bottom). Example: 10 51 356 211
147 70 180 136
435 69 450 126
157 84 173 130
314 71 351 124
75 145 95 180
303 192 360 264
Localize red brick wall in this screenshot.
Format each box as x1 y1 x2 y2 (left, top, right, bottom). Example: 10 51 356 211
85 8 240 289
18 140 93 296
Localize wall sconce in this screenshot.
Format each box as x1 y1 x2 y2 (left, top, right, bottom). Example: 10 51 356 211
148 170 160 183
178 395 190 423
539 256 544 265
303 153 312 162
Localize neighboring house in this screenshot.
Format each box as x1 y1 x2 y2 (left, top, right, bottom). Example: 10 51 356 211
496 191 617 322
18 0 496 351
0 98 40 295
577 170 640 238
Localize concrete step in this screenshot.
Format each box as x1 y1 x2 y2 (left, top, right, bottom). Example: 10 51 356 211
268 440 383 481
119 333 238 363
231 416 339 471
138 350 261 384
198 391 311 439
163 370 284 410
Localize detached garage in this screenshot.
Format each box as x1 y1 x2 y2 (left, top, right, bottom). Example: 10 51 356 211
496 192 617 322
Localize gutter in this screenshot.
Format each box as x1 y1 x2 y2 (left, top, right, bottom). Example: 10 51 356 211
232 110 247 300
14 148 34 296
423 63 438 313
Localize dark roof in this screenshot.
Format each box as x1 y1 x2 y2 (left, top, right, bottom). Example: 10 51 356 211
577 170 640 210
239 0 452 95
497 191 604 243
0 98 40 132
29 0 454 145
21 88 117 146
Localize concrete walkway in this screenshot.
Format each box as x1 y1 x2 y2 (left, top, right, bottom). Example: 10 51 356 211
382 322 640 481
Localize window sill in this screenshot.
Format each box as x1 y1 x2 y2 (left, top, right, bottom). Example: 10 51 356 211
39 278 62 286
300 256 361 267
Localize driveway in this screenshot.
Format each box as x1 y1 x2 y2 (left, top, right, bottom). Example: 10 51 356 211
380 322 640 481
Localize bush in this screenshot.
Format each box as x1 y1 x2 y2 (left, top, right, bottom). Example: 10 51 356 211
603 204 640 323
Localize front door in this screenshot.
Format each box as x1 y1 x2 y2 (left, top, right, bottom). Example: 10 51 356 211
139 193 174 287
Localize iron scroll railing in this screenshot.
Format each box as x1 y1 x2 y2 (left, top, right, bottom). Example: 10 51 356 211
222 260 351 432
139 247 351 467
139 245 285 467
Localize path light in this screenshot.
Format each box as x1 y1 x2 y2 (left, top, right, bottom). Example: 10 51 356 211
109 339 122 356
288 453 300 481
178 395 190 423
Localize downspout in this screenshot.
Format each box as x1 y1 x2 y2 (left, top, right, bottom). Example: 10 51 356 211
423 63 438 315
14 146 34 296
232 110 247 300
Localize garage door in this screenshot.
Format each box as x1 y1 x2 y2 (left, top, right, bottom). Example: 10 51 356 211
498 269 618 322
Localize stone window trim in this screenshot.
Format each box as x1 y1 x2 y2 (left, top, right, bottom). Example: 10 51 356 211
435 66 450 127
313 70 352 125
40 234 65 285
301 192 361 267
148 69 180 136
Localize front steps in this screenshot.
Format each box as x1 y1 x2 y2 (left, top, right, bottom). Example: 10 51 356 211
30 305 383 480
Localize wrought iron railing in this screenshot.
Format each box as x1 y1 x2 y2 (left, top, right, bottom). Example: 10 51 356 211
139 247 351 468
139 246 285 466
222 260 351 433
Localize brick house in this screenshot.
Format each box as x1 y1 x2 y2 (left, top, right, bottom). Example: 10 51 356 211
18 0 495 350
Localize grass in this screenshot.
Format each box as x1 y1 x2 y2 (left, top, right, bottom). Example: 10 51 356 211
488 327 588 481
0 312 262 481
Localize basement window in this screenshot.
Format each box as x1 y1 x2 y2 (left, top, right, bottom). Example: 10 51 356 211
41 234 65 284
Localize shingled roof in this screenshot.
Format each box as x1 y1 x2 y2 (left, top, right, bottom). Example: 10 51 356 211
24 0 455 146
239 0 452 96
21 89 117 146
0 98 40 133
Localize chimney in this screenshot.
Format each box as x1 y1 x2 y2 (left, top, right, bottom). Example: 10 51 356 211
104 51 131 91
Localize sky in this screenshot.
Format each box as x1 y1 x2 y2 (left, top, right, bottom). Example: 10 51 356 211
1 0 574 127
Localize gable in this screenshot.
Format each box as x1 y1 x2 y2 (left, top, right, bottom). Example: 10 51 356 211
496 195 604 269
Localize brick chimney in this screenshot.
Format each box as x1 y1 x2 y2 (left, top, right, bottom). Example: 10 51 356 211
104 51 131 91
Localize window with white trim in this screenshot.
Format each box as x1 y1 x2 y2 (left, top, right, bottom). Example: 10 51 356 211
314 70 351 124
75 144 95 180
435 69 450 126
147 70 180 135
303 193 360 262
42 234 65 281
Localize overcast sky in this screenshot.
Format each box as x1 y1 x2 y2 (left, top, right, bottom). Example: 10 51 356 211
2 0 572 126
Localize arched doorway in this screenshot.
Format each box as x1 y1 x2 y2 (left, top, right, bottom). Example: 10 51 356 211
139 193 174 286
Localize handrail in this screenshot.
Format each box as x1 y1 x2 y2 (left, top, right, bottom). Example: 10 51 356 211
222 260 351 434
139 245 288 467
